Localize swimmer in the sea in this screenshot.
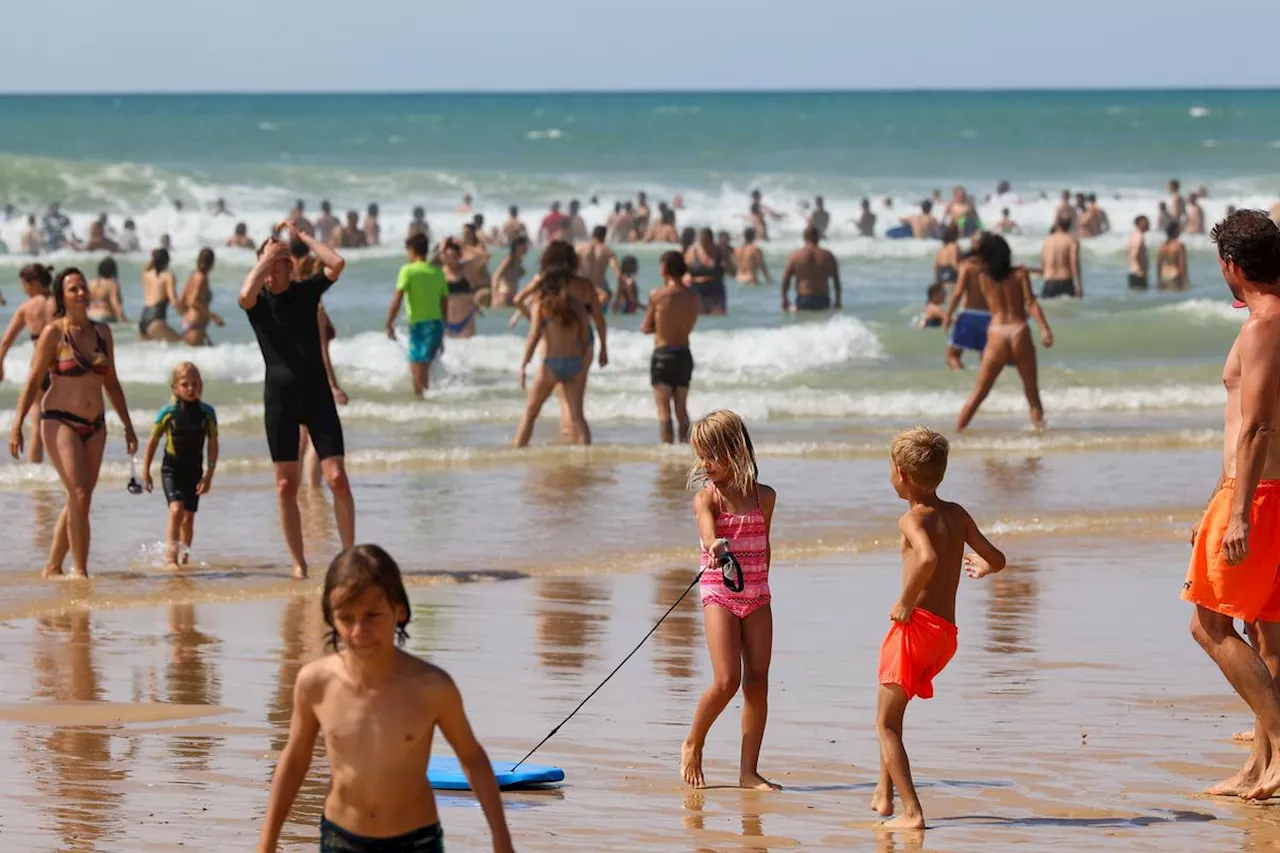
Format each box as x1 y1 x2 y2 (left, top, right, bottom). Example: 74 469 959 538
489 236 530 307
1054 190 1075 232
853 198 877 237
1185 192 1206 235
1157 222 1189 291
734 227 772 285
179 248 225 347
613 255 642 314
955 233 1054 432
919 283 947 328
407 206 429 241
87 257 128 325
386 233 447 398
362 203 381 246
1128 216 1150 290
578 226 620 308
439 238 481 338
139 247 182 342
644 209 680 244
226 222 256 249
642 251 698 443
781 226 841 312
500 206 527 246
994 208 1020 235
943 250 988 370
717 231 737 280
903 201 941 240
934 225 961 285
314 200 340 245
332 211 368 249
460 223 492 306
1040 214 1082 299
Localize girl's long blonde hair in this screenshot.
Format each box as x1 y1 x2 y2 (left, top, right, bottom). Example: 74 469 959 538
170 361 202 402
687 410 758 495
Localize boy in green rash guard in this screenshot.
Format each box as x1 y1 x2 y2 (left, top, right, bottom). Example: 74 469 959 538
385 233 449 397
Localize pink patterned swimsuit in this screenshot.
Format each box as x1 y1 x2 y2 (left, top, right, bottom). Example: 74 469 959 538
700 486 771 619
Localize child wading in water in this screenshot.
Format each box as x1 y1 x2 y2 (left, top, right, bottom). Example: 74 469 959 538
257 545 515 853
874 427 1006 828
142 362 218 569
682 410 780 791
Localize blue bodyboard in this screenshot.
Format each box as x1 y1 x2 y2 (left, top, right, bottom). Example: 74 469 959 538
428 757 564 791
885 224 913 239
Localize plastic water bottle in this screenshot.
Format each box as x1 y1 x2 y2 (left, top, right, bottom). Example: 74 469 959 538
127 457 143 495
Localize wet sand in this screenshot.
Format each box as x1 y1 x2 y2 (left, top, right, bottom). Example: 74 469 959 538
0 534 1273 852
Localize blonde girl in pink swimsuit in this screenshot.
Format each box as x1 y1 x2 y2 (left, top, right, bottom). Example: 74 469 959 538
681 409 780 792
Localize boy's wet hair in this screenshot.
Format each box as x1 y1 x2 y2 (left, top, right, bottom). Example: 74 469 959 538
891 427 949 490
620 255 638 274
405 232 430 257
20 263 53 289
1211 209 1280 285
687 410 759 495
926 282 945 301
322 544 412 651
660 250 686 279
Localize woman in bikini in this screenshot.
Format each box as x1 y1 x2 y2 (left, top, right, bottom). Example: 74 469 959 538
179 247 225 347
513 267 591 447
1157 222 1189 291
88 256 128 325
9 267 138 578
139 247 181 341
439 238 481 338
681 410 779 791
511 242 609 436
685 228 728 315
460 223 492 307
489 236 529 308
0 264 56 463
955 233 1054 432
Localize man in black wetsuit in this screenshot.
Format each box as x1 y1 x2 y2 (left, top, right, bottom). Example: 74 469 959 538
239 221 354 578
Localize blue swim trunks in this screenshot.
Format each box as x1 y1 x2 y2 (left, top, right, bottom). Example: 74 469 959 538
948 309 990 352
408 320 444 364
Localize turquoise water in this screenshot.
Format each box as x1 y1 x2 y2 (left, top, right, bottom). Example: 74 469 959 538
0 89 1271 474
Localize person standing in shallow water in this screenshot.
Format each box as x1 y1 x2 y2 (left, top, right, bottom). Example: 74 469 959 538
9 267 138 579
642 251 699 443
1182 209 1280 802
955 233 1053 432
240 222 354 579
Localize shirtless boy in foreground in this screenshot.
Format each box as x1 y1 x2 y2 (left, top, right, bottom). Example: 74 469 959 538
874 427 1006 829
257 545 515 853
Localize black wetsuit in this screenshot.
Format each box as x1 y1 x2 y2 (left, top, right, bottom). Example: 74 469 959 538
244 271 344 462
152 399 218 511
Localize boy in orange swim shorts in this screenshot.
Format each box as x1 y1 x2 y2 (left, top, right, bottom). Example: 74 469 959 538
874 427 1007 830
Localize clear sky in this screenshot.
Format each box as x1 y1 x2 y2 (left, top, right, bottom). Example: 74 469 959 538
6 0 1278 93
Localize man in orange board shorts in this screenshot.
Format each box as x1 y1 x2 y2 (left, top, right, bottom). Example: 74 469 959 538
1183 209 1280 801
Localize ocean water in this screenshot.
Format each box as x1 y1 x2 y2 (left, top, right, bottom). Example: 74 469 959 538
0 89 1272 465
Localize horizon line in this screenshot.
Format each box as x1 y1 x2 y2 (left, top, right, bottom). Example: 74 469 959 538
1 84 1278 97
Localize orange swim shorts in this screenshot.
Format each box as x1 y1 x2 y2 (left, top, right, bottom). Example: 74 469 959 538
1183 478 1280 623
878 607 959 700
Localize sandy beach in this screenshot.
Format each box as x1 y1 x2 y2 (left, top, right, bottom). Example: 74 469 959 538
0 531 1271 852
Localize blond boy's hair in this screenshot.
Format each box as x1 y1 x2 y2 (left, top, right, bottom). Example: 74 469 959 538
891 426 949 490
170 361 203 401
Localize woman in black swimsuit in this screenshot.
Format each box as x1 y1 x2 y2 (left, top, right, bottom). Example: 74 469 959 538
685 228 728 315
9 267 137 578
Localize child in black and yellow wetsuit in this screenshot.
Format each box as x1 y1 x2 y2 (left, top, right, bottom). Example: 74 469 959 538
142 362 219 569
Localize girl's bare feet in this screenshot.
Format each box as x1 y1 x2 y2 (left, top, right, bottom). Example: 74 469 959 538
293 565 308 580
681 742 704 788
740 771 781 791
871 787 894 817
882 812 925 830
42 564 64 579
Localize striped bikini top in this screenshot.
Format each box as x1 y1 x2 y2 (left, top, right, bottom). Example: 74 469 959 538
51 318 109 377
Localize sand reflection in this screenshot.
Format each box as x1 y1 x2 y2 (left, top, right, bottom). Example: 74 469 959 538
535 577 610 672
24 610 132 853
653 566 702 684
